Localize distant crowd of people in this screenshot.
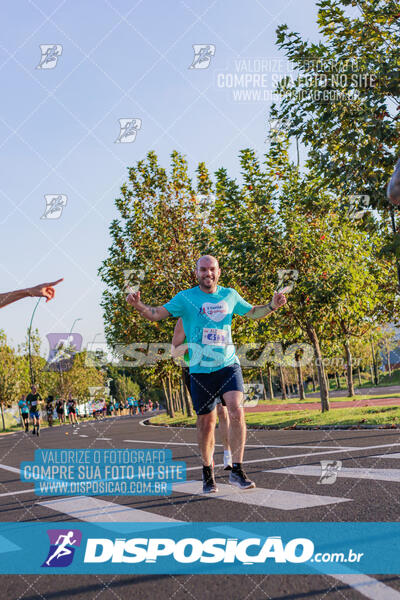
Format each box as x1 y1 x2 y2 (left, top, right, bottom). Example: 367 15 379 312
17 384 160 433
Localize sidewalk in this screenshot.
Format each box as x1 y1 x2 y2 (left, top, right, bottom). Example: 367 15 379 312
245 396 400 413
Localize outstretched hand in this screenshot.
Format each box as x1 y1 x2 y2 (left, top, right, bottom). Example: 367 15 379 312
28 278 64 302
271 291 287 310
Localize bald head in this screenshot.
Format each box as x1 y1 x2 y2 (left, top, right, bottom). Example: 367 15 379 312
195 255 221 293
196 255 219 270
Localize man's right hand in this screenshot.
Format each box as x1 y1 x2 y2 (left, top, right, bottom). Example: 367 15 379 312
126 292 170 321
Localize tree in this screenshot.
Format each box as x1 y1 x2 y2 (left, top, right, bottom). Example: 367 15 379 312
99 151 217 416
273 0 400 277
0 331 24 430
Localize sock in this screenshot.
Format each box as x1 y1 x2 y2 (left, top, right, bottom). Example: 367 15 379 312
232 462 242 472
224 450 232 458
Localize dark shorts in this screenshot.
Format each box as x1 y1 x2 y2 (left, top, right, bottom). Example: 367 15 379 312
21 412 29 419
190 363 244 415
69 408 76 414
30 410 40 419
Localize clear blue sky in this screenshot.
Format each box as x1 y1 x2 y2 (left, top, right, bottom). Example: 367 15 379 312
1 0 321 353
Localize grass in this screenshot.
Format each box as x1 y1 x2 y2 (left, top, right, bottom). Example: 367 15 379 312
149 405 400 429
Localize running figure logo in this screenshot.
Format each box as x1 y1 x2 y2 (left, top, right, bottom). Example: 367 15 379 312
115 118 142 143
317 460 342 485
36 45 63 69
276 269 299 295
45 333 83 372
189 44 216 69
42 529 82 567
41 194 67 220
347 194 371 221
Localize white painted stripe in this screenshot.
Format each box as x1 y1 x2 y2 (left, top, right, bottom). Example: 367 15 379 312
96 438 112 441
0 489 33 498
172 481 351 510
124 439 356 450
333 573 400 600
0 463 20 475
373 453 400 459
79 434 88 437
264 465 400 482
187 442 400 472
39 496 181 523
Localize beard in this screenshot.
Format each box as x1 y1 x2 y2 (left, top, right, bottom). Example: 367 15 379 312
201 276 214 288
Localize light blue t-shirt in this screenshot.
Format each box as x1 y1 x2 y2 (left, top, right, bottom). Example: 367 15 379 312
164 285 252 374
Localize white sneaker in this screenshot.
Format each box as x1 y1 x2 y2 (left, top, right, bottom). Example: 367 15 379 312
223 450 232 470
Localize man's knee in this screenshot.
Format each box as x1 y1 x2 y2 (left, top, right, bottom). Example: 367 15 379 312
197 411 216 433
228 406 244 422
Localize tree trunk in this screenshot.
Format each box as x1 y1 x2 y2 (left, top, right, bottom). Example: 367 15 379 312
385 339 392 375
266 364 274 400
306 323 329 412
343 339 355 397
370 339 379 385
295 355 306 400
325 371 330 393
311 367 316 392
181 372 194 417
0 402 5 431
279 365 287 400
162 377 174 418
167 376 175 418
161 379 169 416
259 368 267 401
357 366 362 386
335 371 341 389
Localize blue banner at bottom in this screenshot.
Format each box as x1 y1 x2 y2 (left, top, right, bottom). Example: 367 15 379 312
0 522 398 574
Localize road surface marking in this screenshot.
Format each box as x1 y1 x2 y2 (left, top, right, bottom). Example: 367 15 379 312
333 573 400 600
185 442 400 472
96 438 112 441
264 465 400 482
172 481 351 510
39 496 181 523
0 464 20 475
0 489 33 497
124 439 356 450
373 453 400 459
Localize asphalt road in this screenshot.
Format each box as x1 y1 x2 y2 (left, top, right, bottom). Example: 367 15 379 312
1 414 400 599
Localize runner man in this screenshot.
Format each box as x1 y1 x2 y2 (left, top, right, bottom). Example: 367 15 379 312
46 395 54 427
67 394 78 426
172 317 233 469
18 395 30 433
26 385 42 436
127 255 286 493
56 398 65 424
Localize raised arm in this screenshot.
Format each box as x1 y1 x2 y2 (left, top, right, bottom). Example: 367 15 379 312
126 290 170 322
0 278 63 308
245 291 287 320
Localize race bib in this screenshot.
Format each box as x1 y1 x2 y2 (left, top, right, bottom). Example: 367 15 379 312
202 328 230 346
